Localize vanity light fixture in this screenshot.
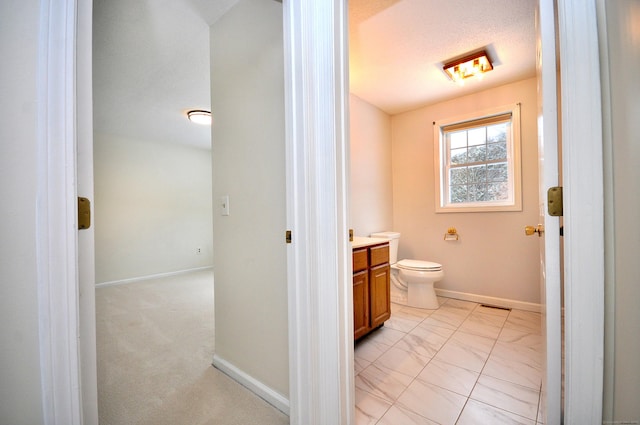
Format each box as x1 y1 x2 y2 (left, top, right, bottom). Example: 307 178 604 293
186 109 212 125
443 50 493 84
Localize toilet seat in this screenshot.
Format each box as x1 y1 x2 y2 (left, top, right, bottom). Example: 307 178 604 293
396 259 442 272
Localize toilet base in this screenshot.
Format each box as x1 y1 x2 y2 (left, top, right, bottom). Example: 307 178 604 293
390 267 442 310
390 289 408 306
407 282 439 309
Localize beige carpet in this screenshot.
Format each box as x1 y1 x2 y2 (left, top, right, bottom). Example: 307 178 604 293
96 269 289 425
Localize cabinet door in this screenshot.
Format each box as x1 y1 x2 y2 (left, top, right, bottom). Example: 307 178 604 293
370 264 391 328
353 270 370 340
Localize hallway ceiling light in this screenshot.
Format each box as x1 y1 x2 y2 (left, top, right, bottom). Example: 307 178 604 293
443 50 493 84
186 110 212 125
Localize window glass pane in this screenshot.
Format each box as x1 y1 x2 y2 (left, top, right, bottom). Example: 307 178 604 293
487 141 507 161
487 182 509 200
467 127 486 146
436 105 520 211
487 123 507 143
467 145 486 163
468 165 486 183
450 167 468 185
487 163 508 181
468 183 488 201
449 131 467 149
450 147 467 165
450 185 467 203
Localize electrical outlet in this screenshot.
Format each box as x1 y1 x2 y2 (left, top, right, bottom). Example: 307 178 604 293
196 247 202 255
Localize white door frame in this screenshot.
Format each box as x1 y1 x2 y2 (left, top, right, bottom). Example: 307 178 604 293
42 0 604 423
75 0 99 421
557 0 605 423
37 0 83 423
283 1 354 424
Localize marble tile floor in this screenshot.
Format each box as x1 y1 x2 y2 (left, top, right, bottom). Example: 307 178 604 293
355 298 544 425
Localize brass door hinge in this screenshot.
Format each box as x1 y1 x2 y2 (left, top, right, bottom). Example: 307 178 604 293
285 230 292 244
547 187 563 217
78 197 91 230
349 229 354 242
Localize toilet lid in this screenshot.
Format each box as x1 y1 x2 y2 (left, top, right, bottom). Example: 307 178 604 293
397 259 442 271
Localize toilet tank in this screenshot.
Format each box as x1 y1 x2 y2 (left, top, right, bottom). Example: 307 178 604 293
370 231 400 264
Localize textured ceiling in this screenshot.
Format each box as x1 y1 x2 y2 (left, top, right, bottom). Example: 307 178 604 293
93 0 537 150
349 0 538 114
92 0 238 150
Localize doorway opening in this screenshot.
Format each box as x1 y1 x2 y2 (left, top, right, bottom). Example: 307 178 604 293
346 1 562 423
91 1 215 421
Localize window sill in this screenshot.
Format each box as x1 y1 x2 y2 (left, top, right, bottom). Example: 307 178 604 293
435 202 522 213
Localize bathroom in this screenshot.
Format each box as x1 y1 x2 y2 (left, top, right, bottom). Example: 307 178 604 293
348 78 545 422
350 70 548 424
349 81 541 310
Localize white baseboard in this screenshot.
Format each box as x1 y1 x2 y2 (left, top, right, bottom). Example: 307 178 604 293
212 354 289 416
435 288 541 312
95 266 213 288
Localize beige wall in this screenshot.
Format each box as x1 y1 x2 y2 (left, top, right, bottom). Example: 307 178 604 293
210 0 288 397
602 0 640 421
349 94 394 237
94 134 213 283
391 78 540 303
0 1 45 423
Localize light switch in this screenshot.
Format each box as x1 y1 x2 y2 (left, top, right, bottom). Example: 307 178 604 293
221 195 230 216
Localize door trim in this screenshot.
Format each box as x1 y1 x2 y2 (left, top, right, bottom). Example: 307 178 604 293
283 1 354 423
557 0 605 422
37 0 83 423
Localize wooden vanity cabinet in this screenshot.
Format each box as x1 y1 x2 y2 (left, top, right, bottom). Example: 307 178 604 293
352 248 370 340
353 242 391 340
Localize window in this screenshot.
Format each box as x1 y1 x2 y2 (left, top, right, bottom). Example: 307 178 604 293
434 104 522 212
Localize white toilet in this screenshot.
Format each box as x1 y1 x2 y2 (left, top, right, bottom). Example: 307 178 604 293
370 231 444 309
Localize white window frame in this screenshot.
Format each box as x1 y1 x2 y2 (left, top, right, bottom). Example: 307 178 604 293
434 103 522 213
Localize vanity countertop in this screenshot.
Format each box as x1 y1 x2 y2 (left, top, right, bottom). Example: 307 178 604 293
352 236 389 249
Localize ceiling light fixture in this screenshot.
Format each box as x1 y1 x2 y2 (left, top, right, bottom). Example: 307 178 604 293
186 110 212 125
443 50 493 85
